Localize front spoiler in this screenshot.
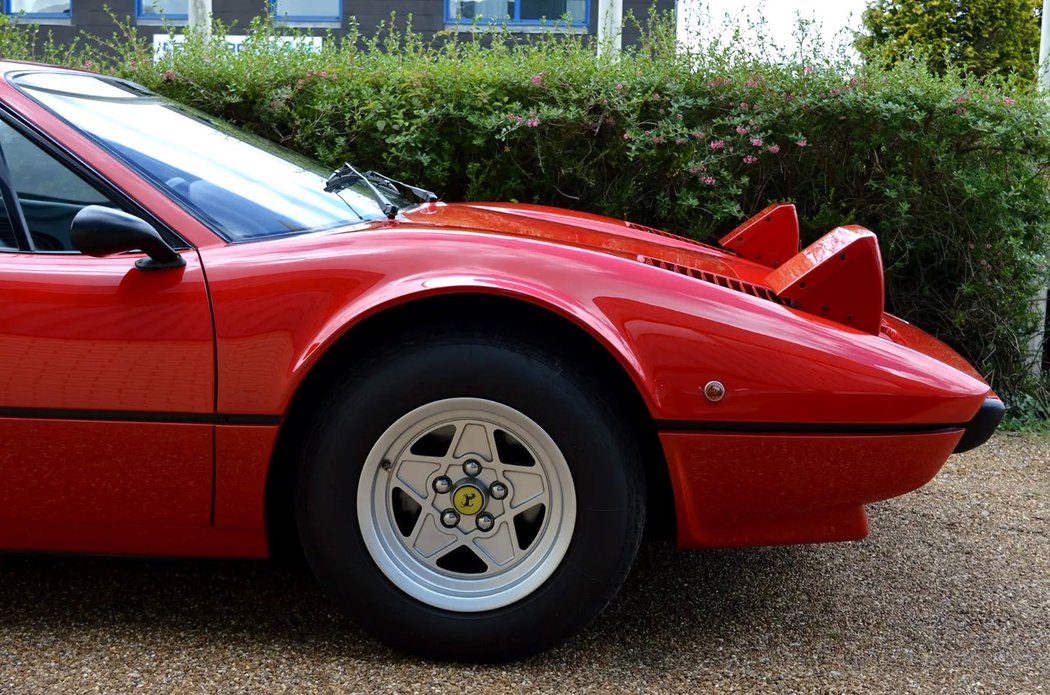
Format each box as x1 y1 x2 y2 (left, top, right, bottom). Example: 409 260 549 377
661 397 1003 549
661 429 963 549
954 397 1005 453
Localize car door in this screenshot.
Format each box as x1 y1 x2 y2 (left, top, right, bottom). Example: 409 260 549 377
0 114 215 545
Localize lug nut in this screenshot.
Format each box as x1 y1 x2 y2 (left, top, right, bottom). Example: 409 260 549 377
433 476 452 494
489 482 508 500
440 509 460 528
463 459 482 477
476 513 495 532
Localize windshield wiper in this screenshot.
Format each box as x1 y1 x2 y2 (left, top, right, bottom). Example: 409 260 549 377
362 170 439 205
325 163 399 219
324 163 439 220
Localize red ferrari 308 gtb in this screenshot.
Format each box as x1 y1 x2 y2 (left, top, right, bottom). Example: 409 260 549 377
0 63 1002 660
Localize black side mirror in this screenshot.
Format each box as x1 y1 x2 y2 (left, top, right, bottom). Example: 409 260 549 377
71 205 186 271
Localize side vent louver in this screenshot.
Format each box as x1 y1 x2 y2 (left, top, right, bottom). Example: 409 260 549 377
638 256 784 305
626 222 725 252
626 221 688 240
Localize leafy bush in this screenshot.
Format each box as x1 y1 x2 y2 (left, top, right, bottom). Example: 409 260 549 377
2 12 1049 411
857 0 1041 84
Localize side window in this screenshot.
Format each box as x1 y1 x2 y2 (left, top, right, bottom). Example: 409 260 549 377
3 1 71 18
137 1 188 20
272 0 340 22
0 120 116 252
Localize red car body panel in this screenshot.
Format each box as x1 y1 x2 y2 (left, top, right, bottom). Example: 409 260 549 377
205 213 989 426
663 429 962 547
0 63 998 559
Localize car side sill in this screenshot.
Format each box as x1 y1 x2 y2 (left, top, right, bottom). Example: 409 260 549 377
0 407 280 426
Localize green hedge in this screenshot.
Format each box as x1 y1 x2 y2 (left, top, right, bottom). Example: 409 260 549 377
3 13 1050 413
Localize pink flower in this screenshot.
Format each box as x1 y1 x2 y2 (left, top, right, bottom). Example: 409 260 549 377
830 88 841 96
709 140 725 150
623 132 633 140
675 138 686 145
745 77 759 88
784 93 796 102
955 107 966 115
803 65 813 75
735 125 750 135
750 137 763 147
954 93 967 104
530 74 543 87
740 101 750 111
692 131 705 139
616 83 624 91
319 70 328 78
767 144 780 154
82 59 93 69
1004 96 1016 107
701 176 716 185
688 166 700 174
526 118 540 127
796 138 808 147
742 155 758 165
676 113 683 120
652 135 665 144
163 69 176 82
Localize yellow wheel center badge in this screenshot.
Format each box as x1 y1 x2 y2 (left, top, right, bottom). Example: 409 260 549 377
452 484 484 516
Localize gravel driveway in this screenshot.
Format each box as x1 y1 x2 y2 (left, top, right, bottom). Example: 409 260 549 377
1 433 1046 694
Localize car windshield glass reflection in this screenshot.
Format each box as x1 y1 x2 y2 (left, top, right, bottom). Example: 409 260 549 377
13 72 409 241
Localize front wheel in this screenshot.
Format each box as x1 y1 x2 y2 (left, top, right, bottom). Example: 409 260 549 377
295 333 646 661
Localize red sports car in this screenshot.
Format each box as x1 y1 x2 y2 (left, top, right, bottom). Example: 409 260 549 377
0 63 1002 660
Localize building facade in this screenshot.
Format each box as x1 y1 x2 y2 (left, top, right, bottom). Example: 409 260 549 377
2 1 674 50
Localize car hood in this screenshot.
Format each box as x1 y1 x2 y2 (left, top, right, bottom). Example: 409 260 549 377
400 202 771 286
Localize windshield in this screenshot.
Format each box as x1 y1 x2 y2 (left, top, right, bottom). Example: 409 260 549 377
12 71 411 241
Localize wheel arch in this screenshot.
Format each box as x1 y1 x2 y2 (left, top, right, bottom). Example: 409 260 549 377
264 291 674 561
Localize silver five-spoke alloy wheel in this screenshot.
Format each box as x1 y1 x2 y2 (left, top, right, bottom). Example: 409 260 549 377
357 397 577 612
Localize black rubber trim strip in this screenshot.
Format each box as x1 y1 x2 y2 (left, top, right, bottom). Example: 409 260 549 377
655 419 962 435
0 407 280 426
953 397 1005 453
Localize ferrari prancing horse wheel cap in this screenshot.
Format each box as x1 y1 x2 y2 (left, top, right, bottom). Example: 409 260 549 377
452 483 485 516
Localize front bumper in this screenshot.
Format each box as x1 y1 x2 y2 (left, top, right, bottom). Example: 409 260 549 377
662 428 964 549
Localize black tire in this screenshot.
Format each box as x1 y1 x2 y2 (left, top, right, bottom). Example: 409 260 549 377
294 329 646 662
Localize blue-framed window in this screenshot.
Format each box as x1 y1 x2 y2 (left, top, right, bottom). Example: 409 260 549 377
271 0 341 22
446 0 589 26
136 0 188 20
3 0 71 18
